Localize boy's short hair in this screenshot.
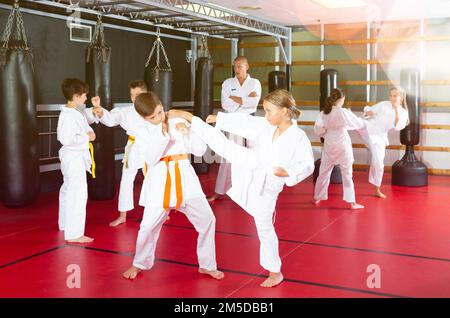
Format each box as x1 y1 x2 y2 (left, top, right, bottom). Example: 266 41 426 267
61 78 89 101
134 91 162 117
128 80 148 91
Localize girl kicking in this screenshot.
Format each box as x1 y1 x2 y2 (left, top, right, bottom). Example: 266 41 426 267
168 89 315 288
357 87 409 198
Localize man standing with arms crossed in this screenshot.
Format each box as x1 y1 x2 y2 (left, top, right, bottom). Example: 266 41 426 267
208 56 262 202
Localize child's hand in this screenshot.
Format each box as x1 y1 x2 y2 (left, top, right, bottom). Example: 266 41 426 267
206 115 217 124
92 106 103 117
87 131 96 141
175 122 190 135
248 91 258 97
364 110 374 118
273 167 289 177
91 96 101 108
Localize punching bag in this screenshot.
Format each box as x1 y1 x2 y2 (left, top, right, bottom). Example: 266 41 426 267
313 69 342 184
268 71 287 92
391 69 428 186
144 31 172 111
192 56 214 174
0 3 40 207
85 18 115 200
144 69 172 111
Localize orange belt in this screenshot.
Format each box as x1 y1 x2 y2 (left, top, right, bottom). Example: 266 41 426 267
160 154 188 210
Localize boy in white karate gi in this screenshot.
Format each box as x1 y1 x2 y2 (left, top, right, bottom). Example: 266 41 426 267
90 80 148 227
122 92 224 281
57 78 100 243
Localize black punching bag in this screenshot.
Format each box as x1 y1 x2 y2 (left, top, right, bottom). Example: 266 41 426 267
192 57 214 174
85 19 115 200
268 71 287 92
0 3 40 207
391 69 428 186
145 69 172 111
144 34 172 111
313 69 342 184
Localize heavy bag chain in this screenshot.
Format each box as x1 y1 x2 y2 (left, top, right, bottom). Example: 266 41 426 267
86 15 110 63
0 0 31 66
145 28 171 82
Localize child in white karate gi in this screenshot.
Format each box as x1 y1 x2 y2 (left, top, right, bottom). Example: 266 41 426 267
313 88 365 209
122 92 224 281
90 80 148 227
357 87 409 198
168 89 315 288
57 78 100 243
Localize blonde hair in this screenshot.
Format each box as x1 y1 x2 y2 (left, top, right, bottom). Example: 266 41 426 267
263 89 301 119
390 86 408 110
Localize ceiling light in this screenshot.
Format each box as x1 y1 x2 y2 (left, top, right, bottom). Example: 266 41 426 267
312 0 368 9
237 6 262 10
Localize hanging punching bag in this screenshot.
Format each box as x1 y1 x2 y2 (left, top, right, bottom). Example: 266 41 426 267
392 69 428 186
268 71 287 92
144 31 172 111
192 56 214 174
0 3 40 207
313 69 342 184
145 69 172 111
85 18 115 200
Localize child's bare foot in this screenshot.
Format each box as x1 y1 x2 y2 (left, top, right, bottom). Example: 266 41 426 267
375 187 387 199
199 268 225 280
109 214 126 227
350 202 365 210
123 266 142 280
312 199 320 206
207 194 224 202
67 236 94 244
260 272 283 288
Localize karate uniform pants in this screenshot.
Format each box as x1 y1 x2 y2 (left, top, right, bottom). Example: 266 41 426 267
191 118 282 273
59 155 88 240
314 159 356 203
132 197 217 271
118 165 142 213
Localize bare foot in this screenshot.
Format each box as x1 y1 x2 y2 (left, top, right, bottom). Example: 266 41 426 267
67 236 94 244
207 194 224 202
350 202 365 210
260 272 284 288
109 214 126 227
198 268 225 280
123 266 142 280
312 199 320 206
375 187 387 199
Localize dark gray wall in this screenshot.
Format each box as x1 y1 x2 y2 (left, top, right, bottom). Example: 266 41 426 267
0 7 191 104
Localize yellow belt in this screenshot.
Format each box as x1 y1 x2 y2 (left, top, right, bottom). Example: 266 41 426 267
123 135 135 170
89 142 96 179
